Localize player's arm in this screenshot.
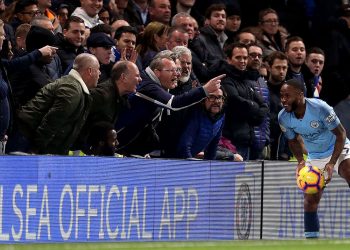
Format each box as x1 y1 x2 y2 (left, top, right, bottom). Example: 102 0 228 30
278 111 302 178
325 123 347 183
288 135 306 179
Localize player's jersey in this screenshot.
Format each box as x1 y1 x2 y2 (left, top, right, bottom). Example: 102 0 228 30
278 98 350 159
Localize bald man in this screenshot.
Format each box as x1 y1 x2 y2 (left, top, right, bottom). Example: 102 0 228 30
86 60 142 126
17 53 101 155
74 61 142 152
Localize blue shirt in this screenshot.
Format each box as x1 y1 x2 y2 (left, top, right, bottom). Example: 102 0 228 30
278 98 349 159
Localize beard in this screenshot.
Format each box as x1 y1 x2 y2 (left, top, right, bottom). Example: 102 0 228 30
179 74 190 83
290 101 299 112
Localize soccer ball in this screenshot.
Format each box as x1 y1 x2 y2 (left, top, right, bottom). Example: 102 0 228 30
297 165 325 194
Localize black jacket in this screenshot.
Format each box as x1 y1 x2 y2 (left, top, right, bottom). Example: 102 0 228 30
192 26 226 63
10 55 62 107
220 62 269 146
56 33 85 73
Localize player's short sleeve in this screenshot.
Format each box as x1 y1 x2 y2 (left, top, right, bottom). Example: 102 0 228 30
278 110 296 140
319 100 340 130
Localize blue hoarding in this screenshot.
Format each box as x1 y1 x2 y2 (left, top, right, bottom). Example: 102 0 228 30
0 156 246 243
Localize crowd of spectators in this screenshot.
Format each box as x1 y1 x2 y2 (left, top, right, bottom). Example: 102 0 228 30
0 0 350 161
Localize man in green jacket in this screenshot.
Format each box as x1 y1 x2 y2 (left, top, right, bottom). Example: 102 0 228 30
17 53 100 155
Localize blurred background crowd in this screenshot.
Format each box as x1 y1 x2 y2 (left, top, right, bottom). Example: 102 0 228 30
0 0 349 162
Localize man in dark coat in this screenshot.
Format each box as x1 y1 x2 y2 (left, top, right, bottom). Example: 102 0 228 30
116 55 225 156
56 16 86 72
10 25 62 106
220 43 269 160
74 61 142 151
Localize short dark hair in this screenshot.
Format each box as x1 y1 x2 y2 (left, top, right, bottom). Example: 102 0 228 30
87 121 115 148
248 43 262 51
258 8 277 22
63 16 85 30
306 47 325 57
235 28 256 41
224 42 247 58
111 61 130 83
285 36 304 51
283 79 305 93
267 51 288 66
90 23 112 36
205 3 226 19
114 25 137 40
14 0 38 14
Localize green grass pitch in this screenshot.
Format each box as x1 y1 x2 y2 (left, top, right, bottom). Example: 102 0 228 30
0 240 349 250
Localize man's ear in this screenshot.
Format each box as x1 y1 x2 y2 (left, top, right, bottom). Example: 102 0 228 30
89 47 96 55
153 68 161 78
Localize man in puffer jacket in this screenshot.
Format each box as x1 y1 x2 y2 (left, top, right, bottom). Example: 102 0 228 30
246 44 270 160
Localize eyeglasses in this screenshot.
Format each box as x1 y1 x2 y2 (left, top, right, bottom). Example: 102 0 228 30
262 19 279 24
158 68 182 74
249 53 263 59
21 10 42 17
207 95 225 102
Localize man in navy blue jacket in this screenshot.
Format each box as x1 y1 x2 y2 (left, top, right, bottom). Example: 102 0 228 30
115 54 225 156
176 88 225 160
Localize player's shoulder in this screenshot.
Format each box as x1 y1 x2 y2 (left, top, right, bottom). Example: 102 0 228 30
306 98 331 110
278 107 288 119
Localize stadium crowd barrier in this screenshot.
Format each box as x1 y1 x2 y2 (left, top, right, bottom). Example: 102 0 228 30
0 156 349 243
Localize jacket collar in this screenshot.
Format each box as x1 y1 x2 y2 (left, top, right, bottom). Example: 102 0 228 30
145 66 162 86
69 69 90 94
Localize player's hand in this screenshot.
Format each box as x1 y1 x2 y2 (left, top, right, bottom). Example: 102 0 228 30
323 162 335 184
296 160 305 179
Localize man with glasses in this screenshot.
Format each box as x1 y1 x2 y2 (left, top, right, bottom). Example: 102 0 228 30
246 44 270 160
257 8 289 56
115 54 225 156
11 0 41 31
175 88 225 160
157 46 200 158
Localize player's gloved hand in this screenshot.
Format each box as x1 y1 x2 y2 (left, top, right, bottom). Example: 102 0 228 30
323 162 335 184
296 160 306 179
